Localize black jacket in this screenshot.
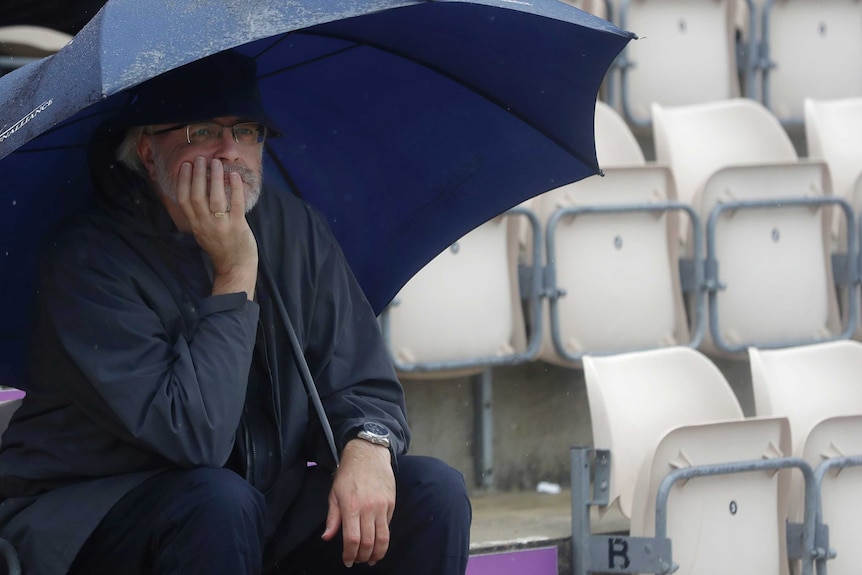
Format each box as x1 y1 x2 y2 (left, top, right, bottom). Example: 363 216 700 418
0 153 409 573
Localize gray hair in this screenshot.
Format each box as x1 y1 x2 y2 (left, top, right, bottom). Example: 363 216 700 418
115 126 147 175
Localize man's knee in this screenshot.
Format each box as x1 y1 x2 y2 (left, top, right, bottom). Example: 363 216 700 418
170 467 266 531
395 456 471 522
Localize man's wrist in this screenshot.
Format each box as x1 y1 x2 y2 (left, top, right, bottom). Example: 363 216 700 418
355 422 391 449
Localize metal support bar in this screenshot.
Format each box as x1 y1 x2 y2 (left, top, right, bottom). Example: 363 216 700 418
812 455 862 574
572 447 593 575
572 447 673 575
473 369 494 489
617 0 645 128
786 522 830 565
739 0 759 100
601 0 618 108
588 535 674 574
831 253 853 287
760 0 777 112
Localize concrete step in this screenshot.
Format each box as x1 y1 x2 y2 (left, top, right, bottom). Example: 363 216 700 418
467 489 628 575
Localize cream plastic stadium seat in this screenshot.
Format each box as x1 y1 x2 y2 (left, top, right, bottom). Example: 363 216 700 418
584 347 794 575
384 214 531 379
749 341 862 575
629 417 792 575
761 0 862 124
593 99 645 166
653 99 842 356
559 0 609 19
804 98 862 205
804 98 862 243
0 25 71 57
0 26 71 76
798 415 862 575
749 341 862 460
583 347 744 525
619 0 742 126
534 101 690 366
653 98 797 211
804 98 862 337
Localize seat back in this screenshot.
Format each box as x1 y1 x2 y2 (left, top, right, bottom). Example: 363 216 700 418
583 347 744 521
535 102 689 364
652 99 798 211
801 415 862 575
620 0 741 125
595 100 646 167
537 168 688 364
699 162 840 352
385 214 528 378
762 0 862 123
750 342 862 574
0 25 71 57
629 417 792 575
804 97 862 248
749 340 862 456
653 99 841 354
804 98 862 202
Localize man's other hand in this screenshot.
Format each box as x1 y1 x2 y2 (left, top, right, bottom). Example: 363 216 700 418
322 438 395 568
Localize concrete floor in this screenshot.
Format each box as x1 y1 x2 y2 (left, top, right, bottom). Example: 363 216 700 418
401 355 755 494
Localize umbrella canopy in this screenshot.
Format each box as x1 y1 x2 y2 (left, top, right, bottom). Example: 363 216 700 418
0 0 633 384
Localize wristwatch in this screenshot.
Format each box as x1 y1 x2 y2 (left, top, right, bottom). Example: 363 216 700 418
356 421 391 449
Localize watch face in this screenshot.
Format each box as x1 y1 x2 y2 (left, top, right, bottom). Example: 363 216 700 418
363 422 390 438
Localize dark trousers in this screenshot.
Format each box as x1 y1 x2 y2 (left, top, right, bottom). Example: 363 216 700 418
68 456 471 575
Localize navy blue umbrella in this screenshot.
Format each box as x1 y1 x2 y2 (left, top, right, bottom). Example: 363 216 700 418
0 0 633 385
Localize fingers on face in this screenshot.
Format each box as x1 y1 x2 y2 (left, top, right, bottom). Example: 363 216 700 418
229 171 245 213
207 159 227 214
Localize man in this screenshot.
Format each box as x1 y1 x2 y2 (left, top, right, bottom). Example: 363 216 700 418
0 51 471 574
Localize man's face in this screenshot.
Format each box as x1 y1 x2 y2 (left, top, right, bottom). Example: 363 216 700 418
137 116 264 213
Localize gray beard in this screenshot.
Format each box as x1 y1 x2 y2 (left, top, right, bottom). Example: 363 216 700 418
153 148 262 214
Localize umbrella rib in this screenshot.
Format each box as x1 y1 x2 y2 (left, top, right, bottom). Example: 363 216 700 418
294 28 600 174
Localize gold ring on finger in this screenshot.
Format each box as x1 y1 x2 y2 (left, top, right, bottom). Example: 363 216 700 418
213 211 227 218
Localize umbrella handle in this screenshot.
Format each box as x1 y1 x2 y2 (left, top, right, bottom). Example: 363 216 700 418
259 252 340 468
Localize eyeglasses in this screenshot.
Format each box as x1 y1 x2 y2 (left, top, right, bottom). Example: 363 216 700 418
150 121 267 146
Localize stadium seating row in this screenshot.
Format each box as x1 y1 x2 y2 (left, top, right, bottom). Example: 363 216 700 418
569 0 862 127
0 25 70 74
573 342 862 575
383 97 862 373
